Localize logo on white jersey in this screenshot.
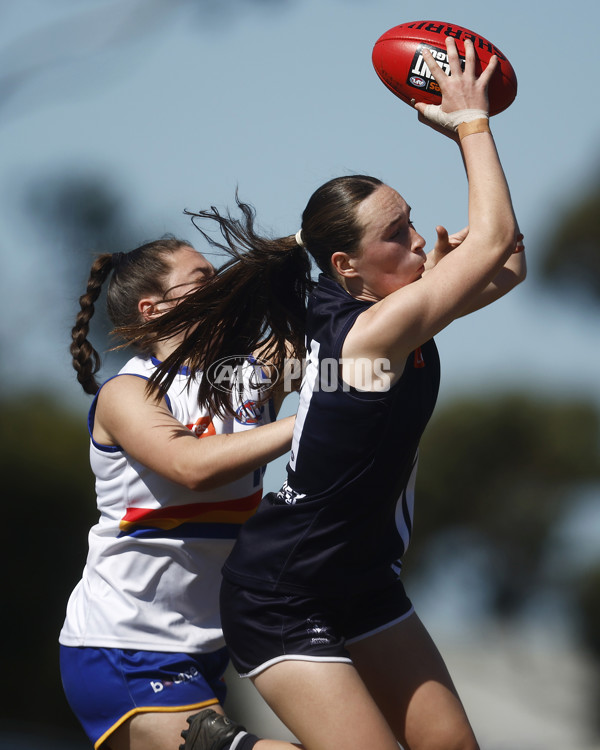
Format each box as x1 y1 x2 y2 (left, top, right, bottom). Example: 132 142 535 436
235 400 264 425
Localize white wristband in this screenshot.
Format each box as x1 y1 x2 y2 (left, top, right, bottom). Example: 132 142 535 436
421 106 488 132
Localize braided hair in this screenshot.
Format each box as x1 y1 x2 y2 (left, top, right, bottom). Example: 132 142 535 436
70 237 190 395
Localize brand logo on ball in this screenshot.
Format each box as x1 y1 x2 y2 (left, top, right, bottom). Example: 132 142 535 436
404 21 507 61
406 44 465 97
409 75 426 88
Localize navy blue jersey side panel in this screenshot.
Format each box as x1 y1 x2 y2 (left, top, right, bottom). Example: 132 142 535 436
223 275 440 596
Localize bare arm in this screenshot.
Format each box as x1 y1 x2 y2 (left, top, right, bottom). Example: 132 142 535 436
93 375 294 492
343 38 518 378
424 225 527 315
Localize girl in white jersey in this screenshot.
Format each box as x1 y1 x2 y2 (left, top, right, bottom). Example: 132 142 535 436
143 41 525 750
60 237 299 750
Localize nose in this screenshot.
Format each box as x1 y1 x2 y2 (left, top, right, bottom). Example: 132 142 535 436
412 230 427 259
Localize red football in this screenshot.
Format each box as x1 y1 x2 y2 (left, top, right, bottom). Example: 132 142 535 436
372 20 517 116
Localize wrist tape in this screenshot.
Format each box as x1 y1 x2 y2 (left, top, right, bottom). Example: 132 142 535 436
421 106 489 132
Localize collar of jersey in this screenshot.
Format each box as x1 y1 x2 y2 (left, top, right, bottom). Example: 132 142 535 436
150 356 191 376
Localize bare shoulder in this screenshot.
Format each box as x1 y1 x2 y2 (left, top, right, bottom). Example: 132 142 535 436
93 374 169 445
97 372 161 407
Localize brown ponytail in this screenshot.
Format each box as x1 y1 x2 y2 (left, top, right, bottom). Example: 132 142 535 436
139 177 384 415
134 195 313 416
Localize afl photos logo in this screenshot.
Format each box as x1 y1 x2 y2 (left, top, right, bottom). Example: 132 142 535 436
206 355 277 396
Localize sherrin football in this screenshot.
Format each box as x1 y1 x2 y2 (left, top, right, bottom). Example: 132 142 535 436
372 20 517 116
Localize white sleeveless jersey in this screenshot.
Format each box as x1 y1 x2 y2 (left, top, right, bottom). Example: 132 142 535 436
60 355 274 654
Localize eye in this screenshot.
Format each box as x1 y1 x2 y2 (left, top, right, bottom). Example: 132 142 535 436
390 221 411 240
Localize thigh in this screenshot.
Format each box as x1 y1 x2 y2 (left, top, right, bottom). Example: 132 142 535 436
348 612 479 750
105 708 223 750
252 660 400 750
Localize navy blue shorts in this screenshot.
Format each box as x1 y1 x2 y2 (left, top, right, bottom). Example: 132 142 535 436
220 577 413 677
59 645 229 748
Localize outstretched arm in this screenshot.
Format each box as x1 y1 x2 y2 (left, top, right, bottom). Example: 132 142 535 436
93 375 294 492
343 38 518 381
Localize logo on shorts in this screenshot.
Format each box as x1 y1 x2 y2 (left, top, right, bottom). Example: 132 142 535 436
306 618 333 646
150 665 199 693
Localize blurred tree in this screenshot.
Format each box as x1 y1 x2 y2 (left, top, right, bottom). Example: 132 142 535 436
410 394 600 619
539 179 600 298
535 172 600 722
0 394 96 739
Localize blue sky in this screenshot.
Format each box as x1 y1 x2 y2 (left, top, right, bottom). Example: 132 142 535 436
2 0 599 412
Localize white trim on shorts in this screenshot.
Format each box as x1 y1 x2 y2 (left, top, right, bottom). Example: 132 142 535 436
345 604 415 646
239 654 352 679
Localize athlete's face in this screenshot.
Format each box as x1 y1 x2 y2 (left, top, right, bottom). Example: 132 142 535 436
139 246 215 321
352 185 427 300
162 246 215 305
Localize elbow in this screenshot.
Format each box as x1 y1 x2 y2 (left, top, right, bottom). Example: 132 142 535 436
179 466 239 493
499 255 527 297
502 222 527 287
169 459 217 492
471 220 518 267
510 247 528 288
181 471 221 493
165 433 246 492
489 214 519 259
516 260 527 285
506 265 526 294
183 476 208 492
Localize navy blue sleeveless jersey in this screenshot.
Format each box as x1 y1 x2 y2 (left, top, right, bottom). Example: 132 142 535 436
222 275 440 596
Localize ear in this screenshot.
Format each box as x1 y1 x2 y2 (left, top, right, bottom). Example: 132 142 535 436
138 297 164 321
330 251 360 279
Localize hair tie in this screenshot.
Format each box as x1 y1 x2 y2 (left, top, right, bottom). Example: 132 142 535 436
295 229 305 248
112 251 125 267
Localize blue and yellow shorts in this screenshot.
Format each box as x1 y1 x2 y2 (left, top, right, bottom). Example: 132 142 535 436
59 645 229 748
